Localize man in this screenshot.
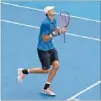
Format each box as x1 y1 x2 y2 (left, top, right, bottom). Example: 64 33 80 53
18 6 67 96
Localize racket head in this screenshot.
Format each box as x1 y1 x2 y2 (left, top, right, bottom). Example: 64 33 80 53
60 11 70 28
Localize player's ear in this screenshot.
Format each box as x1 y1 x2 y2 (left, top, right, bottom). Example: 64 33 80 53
47 11 50 16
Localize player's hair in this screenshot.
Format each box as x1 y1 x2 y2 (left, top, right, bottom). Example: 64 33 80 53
46 14 48 16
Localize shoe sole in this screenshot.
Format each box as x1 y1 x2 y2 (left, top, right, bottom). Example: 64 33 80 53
41 90 56 96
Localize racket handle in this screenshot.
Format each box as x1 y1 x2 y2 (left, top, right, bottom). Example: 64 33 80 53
64 34 66 43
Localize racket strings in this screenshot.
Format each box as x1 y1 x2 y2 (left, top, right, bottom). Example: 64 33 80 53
60 12 70 27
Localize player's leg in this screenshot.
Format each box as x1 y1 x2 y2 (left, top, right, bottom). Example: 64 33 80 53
18 68 50 83
17 49 51 83
28 68 50 73
47 60 59 83
42 49 59 95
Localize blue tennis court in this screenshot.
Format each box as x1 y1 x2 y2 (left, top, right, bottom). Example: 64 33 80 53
1 1 101 100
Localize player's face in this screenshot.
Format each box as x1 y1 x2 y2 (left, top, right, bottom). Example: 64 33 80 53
48 9 55 16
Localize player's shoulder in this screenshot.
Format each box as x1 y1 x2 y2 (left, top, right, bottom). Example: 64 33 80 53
41 18 49 26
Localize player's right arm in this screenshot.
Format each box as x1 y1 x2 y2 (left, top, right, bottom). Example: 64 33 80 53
41 23 60 42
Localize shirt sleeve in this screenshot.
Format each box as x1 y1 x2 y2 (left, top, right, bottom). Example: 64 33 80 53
41 23 50 35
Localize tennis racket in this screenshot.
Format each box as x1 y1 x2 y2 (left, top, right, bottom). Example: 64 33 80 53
60 11 70 43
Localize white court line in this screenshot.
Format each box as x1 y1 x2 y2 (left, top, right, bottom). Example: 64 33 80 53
1 2 101 23
1 19 101 42
1 19 40 28
67 80 101 100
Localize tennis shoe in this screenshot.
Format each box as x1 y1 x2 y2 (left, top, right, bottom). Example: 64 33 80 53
18 68 26 83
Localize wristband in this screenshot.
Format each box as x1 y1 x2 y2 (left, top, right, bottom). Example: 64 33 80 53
50 31 56 37
50 31 60 38
52 31 56 36
58 32 61 35
50 34 53 38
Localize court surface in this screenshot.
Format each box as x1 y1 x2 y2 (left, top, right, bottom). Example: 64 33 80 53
1 1 101 100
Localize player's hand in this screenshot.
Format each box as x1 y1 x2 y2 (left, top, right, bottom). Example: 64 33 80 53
61 27 67 34
54 27 60 34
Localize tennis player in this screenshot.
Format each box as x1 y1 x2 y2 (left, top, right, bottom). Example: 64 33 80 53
18 6 67 96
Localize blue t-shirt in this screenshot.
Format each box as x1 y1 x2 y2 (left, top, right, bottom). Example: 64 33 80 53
37 16 57 51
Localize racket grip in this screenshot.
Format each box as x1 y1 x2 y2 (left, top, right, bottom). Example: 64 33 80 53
64 34 66 43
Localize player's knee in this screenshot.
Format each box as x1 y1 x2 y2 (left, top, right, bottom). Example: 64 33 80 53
53 62 60 69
